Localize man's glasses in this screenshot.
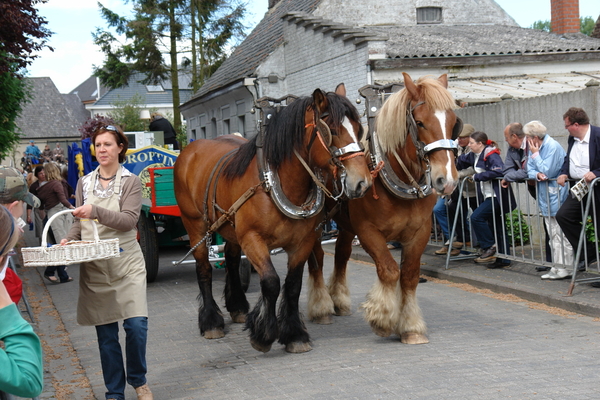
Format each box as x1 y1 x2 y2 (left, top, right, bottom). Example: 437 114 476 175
564 122 576 129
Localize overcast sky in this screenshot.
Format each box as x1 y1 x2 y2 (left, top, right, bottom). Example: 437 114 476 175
27 0 598 93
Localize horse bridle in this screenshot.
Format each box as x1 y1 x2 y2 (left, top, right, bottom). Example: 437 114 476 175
304 108 365 200
405 100 458 160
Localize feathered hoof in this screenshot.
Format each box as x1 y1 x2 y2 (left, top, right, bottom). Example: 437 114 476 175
334 306 352 316
285 341 312 353
311 314 333 325
371 323 392 338
400 332 429 344
230 311 246 323
250 338 272 353
203 329 225 339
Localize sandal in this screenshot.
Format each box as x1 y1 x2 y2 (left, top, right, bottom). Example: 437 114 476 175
59 277 73 283
44 275 58 283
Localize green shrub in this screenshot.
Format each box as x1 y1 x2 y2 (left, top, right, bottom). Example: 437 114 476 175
505 209 530 246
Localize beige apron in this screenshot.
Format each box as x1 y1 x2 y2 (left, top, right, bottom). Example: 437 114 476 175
77 166 148 326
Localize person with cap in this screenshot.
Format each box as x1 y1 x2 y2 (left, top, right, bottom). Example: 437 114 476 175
0 166 41 308
0 206 44 399
149 112 179 150
434 123 476 256
24 140 41 164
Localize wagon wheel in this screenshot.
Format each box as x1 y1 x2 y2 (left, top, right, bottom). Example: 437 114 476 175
137 212 159 283
240 258 251 292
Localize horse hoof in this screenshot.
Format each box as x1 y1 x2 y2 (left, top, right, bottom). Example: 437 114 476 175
371 325 392 337
285 342 312 353
401 332 429 344
311 315 333 325
250 339 272 353
334 307 352 316
203 329 225 339
230 311 246 323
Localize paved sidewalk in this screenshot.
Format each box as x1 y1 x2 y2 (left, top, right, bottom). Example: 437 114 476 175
324 242 600 318
12 230 600 399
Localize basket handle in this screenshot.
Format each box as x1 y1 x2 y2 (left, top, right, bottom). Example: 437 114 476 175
41 209 100 247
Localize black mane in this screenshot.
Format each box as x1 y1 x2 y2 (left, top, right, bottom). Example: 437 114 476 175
222 92 361 179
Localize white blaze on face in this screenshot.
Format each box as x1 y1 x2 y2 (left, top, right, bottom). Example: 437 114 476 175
435 110 454 186
341 116 358 143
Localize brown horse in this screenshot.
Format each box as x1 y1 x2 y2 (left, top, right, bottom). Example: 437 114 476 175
307 73 460 344
174 85 372 353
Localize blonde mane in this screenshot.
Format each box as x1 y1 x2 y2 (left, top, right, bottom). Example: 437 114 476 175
375 76 457 154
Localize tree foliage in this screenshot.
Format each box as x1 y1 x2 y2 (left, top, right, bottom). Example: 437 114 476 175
580 16 595 36
108 93 149 132
0 0 53 77
79 115 117 140
0 65 31 159
93 0 247 133
530 16 596 36
187 0 246 91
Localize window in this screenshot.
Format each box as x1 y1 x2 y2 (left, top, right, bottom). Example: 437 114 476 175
238 115 246 136
416 7 442 24
146 84 164 92
223 119 230 135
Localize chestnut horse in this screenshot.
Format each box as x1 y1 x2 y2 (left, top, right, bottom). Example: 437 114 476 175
174 86 372 353
307 73 460 344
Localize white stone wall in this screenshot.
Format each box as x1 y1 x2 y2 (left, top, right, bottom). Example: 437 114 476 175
314 0 518 27
266 20 370 108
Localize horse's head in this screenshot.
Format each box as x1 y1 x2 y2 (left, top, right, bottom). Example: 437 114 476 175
376 73 460 196
307 84 372 199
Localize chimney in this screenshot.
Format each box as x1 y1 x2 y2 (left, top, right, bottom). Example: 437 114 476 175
268 0 280 9
550 0 580 34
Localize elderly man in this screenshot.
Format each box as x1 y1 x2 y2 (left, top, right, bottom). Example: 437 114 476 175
556 108 600 283
524 121 573 279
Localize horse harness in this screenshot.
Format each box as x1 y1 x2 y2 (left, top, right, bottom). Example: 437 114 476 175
359 83 461 200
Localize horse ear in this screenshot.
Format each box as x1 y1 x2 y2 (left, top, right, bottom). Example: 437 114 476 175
313 89 329 114
402 72 419 99
335 83 346 97
437 74 449 89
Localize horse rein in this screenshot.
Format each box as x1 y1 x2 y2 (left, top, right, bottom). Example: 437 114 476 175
302 108 365 200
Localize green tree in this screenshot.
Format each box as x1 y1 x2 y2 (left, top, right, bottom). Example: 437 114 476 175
0 64 31 160
531 20 551 32
93 0 247 132
530 16 595 36
580 16 595 36
93 0 184 131
188 0 246 91
108 93 148 132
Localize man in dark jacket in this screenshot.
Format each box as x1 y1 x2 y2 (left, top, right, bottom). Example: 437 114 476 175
556 107 600 279
149 112 179 150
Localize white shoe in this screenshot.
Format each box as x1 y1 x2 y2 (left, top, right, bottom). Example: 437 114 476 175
541 268 558 280
548 268 572 280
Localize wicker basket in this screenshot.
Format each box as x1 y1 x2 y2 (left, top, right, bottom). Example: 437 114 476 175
22 209 120 267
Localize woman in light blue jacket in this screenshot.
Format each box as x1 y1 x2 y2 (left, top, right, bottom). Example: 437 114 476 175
524 121 573 279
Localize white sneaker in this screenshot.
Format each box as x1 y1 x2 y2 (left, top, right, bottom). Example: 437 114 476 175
548 268 572 280
541 268 558 280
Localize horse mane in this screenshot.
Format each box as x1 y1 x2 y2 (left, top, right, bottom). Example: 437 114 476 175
374 76 457 154
223 92 361 179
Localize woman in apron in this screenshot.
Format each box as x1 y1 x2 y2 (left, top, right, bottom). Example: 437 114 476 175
62 125 153 400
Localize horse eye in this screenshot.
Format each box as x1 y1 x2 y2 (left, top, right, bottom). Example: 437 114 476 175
416 121 425 128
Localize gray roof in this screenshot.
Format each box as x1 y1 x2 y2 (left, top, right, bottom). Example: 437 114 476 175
16 77 90 139
192 0 322 99
69 75 109 103
93 71 193 106
366 25 600 58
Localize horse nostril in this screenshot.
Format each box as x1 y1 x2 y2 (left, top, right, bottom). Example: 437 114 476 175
435 177 446 190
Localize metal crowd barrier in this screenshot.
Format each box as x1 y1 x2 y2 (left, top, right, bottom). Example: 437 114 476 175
431 177 600 295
